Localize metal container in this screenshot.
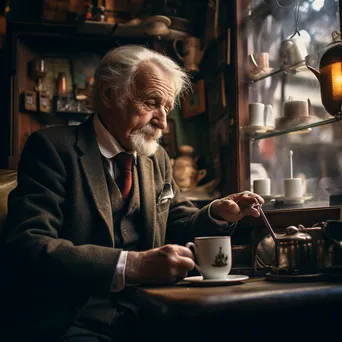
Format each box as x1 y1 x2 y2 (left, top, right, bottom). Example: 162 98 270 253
275 226 314 272
255 226 314 273
323 220 342 267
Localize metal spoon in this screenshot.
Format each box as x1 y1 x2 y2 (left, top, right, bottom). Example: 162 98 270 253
251 203 278 244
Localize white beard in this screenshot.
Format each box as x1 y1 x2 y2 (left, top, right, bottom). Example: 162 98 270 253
129 124 162 156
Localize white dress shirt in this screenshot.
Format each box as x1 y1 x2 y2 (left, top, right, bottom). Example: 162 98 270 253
93 114 228 291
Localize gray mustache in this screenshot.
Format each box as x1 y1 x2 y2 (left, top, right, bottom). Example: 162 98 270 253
134 124 162 140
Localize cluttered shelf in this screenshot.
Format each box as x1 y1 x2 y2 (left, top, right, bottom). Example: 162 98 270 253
8 18 190 41
8 20 147 40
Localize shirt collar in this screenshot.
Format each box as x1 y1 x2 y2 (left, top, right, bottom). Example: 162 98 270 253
93 114 137 163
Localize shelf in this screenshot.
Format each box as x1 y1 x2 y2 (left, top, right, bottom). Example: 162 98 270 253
249 68 283 83
243 116 340 140
247 44 337 84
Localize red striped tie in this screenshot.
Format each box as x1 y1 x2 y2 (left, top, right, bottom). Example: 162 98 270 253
114 152 134 200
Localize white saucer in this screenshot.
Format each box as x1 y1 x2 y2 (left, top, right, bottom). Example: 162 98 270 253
261 194 281 200
243 125 275 134
276 195 313 205
275 115 321 130
183 274 249 286
249 67 274 80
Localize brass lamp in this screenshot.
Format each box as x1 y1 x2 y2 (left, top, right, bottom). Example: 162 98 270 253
307 43 342 118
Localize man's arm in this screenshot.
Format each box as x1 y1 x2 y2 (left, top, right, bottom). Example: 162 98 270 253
2 131 121 295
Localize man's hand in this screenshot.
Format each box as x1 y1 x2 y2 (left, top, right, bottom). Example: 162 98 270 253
125 245 195 285
210 191 264 222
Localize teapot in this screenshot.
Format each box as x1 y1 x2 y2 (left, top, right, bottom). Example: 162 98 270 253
172 145 207 191
255 219 342 273
306 43 342 116
255 225 315 274
253 204 315 274
173 37 207 72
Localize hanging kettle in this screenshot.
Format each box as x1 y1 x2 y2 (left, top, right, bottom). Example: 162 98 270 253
306 42 342 117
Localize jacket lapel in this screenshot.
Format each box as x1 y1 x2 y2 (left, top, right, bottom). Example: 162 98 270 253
137 156 156 248
75 118 114 245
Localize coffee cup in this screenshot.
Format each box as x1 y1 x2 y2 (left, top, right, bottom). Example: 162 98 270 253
264 104 275 127
249 103 274 127
284 178 303 198
253 178 271 196
248 52 270 76
186 236 232 279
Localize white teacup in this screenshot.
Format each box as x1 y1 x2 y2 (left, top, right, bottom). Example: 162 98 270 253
249 103 265 126
186 236 232 279
253 178 271 196
284 178 303 198
248 52 270 76
249 103 274 127
264 104 275 127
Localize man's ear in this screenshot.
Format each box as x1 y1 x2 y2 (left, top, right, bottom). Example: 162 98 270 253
99 84 113 108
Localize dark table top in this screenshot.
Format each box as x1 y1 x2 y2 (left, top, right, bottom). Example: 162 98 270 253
116 276 342 318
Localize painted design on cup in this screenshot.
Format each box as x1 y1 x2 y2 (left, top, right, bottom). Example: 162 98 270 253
212 246 228 267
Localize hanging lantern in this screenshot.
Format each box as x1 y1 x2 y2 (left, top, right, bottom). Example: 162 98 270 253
307 43 342 117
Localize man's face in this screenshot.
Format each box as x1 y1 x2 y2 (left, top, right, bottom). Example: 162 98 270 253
103 63 176 156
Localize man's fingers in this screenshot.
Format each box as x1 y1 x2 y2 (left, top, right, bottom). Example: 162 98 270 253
164 245 195 270
177 245 195 259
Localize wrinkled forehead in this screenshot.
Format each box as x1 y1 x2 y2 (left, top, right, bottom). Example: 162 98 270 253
133 62 176 99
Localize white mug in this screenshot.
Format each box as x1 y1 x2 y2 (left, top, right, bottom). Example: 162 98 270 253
253 178 271 196
284 178 303 198
249 103 274 127
186 236 232 279
248 52 270 76
264 104 275 127
249 103 265 126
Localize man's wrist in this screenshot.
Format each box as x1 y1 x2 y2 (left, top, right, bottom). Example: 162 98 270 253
125 251 141 284
209 199 225 221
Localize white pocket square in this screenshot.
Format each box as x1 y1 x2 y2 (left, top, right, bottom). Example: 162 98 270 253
158 183 174 204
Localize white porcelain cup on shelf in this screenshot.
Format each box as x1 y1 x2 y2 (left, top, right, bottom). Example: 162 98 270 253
284 178 303 198
248 52 270 76
185 236 232 279
264 104 275 127
253 178 271 196
248 103 274 128
248 103 265 126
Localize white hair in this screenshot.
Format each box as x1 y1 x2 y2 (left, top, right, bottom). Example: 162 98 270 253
90 45 192 112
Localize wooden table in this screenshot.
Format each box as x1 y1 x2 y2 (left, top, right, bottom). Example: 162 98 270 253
113 277 342 341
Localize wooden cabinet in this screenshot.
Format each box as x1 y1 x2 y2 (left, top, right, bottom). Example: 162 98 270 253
2 21 150 169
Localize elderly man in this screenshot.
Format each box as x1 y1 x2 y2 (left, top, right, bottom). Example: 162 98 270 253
0 45 263 342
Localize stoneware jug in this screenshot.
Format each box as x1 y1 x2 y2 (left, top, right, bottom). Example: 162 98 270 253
172 145 207 190
173 36 207 72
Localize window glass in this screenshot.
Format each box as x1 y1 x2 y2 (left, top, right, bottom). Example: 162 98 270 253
246 0 341 209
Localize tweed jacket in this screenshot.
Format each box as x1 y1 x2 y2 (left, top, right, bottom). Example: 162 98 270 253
0 117 227 341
